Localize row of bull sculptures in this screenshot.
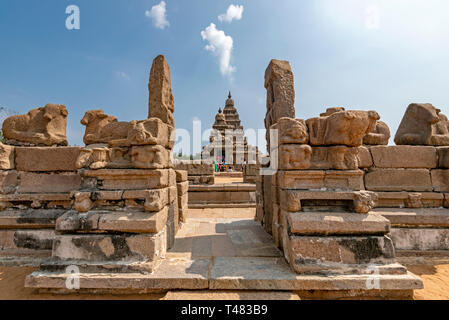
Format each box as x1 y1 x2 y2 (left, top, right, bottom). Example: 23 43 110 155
1 102 449 148
1 105 174 148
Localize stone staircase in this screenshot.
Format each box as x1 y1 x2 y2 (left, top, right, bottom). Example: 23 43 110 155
188 183 256 208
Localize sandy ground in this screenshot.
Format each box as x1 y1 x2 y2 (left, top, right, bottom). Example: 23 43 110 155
397 252 449 300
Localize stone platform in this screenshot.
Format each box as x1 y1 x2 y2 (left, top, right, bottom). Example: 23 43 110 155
25 208 422 298
188 183 256 208
374 208 449 250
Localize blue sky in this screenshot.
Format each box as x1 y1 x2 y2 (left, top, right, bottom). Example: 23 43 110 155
1 0 449 151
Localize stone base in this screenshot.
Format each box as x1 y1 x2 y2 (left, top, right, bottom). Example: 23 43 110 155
25 256 422 297
0 209 65 266
285 235 396 274
376 192 445 208
389 228 449 250
373 208 449 250
50 230 167 273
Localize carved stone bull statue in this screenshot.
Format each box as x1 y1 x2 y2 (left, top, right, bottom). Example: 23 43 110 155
394 103 449 146
2 104 68 146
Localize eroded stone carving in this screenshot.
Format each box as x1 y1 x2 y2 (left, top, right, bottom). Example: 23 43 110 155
80 110 129 146
353 191 377 214
363 121 390 145
74 192 94 213
306 110 380 147
2 104 68 146
270 117 308 145
81 110 174 148
405 193 423 208
394 103 449 146
76 145 110 169
131 145 171 169
278 144 312 170
310 146 359 170
264 59 295 151
148 55 175 127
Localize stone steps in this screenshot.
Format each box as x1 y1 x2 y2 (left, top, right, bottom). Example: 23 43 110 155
374 208 449 250
25 256 422 297
188 183 256 209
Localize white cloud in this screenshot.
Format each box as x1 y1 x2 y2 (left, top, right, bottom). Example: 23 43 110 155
145 1 169 30
201 23 235 77
218 4 244 23
116 71 130 81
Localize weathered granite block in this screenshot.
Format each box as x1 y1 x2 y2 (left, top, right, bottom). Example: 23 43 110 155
431 170 449 192
287 211 390 236
52 232 166 262
375 192 444 208
15 147 81 172
365 169 432 192
437 147 449 168
370 146 437 168
0 143 15 169
374 208 449 227
357 146 373 168
176 181 189 196
0 229 54 250
389 228 449 250
175 170 188 182
276 170 364 191
0 171 18 194
80 169 170 190
174 162 214 175
18 172 81 193
287 235 395 274
0 209 67 228
98 208 168 233
310 146 359 170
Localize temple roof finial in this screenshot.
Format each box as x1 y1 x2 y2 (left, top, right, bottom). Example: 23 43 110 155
228 91 232 99
218 107 222 113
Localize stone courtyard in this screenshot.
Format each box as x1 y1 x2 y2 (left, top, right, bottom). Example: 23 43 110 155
1 54 449 300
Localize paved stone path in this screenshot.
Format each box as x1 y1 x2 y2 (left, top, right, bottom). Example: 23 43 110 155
168 208 281 259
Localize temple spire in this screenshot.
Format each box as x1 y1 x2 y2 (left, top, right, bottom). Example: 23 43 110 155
228 91 232 99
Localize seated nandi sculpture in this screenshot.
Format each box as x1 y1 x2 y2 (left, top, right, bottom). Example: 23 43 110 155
394 103 449 146
2 104 68 146
306 109 380 147
80 110 129 145
80 109 173 148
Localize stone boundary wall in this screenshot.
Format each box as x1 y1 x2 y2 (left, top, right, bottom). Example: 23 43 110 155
174 161 215 185
0 55 189 274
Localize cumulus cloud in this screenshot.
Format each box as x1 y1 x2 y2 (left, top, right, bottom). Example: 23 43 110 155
201 23 235 77
145 1 169 29
218 4 244 23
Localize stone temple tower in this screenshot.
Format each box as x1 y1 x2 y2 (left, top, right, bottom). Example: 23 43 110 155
203 92 257 170
222 92 243 130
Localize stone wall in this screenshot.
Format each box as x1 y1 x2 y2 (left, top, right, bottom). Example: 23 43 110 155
258 58 424 295
174 160 215 185
0 55 187 274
